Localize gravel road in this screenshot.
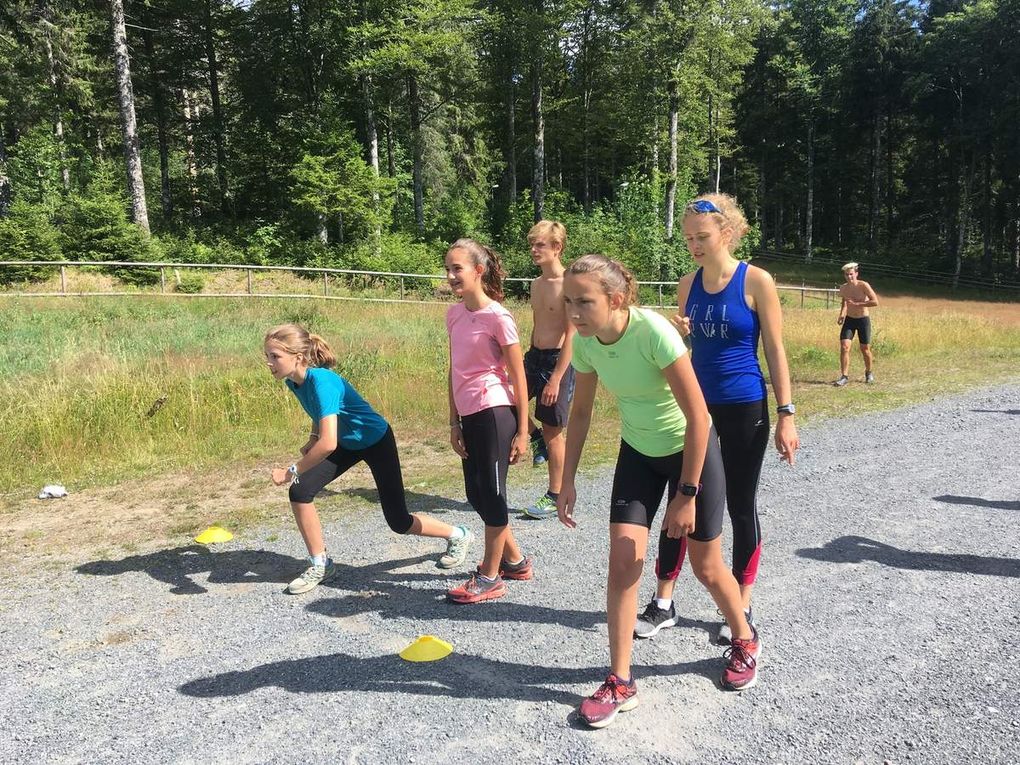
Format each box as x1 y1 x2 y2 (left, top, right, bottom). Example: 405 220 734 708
2 383 1018 764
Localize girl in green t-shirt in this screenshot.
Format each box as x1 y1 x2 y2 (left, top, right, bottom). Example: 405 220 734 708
556 254 760 729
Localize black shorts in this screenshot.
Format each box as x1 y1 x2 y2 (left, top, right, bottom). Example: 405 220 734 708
840 316 872 344
524 346 574 428
608 432 726 542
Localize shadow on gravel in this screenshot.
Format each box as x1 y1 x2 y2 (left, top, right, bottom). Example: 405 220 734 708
178 651 720 705
970 409 1020 415
933 495 1020 511
75 545 304 595
796 536 1020 578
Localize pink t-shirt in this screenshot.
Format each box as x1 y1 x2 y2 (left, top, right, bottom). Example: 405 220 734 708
446 301 520 416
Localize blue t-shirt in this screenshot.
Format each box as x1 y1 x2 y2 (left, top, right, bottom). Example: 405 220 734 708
685 261 767 405
285 367 389 450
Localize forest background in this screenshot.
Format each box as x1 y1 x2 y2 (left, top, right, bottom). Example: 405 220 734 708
2 0 1019 288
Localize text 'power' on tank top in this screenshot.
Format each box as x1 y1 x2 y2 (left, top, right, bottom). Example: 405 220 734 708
685 260 767 405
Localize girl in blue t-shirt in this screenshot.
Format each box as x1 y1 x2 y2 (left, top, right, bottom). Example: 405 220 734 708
264 323 473 594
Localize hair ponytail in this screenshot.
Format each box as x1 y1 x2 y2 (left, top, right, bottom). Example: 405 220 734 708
263 323 337 368
306 333 337 368
449 238 506 302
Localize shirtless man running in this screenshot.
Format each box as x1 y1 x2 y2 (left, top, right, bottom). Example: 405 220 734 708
522 220 575 519
835 262 879 386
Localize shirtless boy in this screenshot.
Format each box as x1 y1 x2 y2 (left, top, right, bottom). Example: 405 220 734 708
835 262 879 386
522 220 575 519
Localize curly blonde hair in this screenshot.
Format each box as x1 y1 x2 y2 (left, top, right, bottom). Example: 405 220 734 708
683 193 751 254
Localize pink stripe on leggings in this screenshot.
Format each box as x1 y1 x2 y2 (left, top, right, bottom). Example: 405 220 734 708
739 543 762 585
654 537 688 581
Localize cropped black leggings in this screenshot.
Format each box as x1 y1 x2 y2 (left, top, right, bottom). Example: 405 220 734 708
288 426 415 534
655 400 769 585
459 405 516 527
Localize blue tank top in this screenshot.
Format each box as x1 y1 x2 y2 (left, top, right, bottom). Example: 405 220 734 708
685 261 767 405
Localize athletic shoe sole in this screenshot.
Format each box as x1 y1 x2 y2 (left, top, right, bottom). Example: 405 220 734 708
447 583 507 604
521 508 557 520
634 616 678 639
580 696 639 729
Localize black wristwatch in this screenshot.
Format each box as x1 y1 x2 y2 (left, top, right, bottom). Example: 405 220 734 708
776 403 796 415
678 483 701 497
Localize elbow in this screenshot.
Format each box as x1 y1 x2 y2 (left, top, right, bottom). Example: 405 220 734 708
318 436 337 452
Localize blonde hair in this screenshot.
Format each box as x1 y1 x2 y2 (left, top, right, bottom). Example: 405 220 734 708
448 238 507 302
527 220 567 253
683 193 751 254
566 254 639 307
842 262 859 273
263 323 337 368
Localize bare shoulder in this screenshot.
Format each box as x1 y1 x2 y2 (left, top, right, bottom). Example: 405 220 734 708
678 272 696 287
745 264 776 288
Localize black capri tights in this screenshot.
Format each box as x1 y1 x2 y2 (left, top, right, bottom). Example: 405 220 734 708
609 431 726 581
288 426 415 534
459 405 516 527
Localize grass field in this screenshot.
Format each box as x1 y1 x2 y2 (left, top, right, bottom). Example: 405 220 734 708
1 276 1018 557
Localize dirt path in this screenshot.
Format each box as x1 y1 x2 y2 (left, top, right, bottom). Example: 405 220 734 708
1 383 1018 764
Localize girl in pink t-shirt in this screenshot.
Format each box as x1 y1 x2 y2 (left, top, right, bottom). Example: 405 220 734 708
444 238 532 604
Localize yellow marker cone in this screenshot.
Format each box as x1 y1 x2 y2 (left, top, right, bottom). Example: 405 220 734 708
399 635 453 662
194 526 233 545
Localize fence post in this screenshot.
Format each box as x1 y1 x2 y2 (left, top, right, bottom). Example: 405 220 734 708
658 284 663 307
323 272 327 296
160 267 166 294
247 269 253 295
800 281 805 308
60 266 66 294
400 276 405 301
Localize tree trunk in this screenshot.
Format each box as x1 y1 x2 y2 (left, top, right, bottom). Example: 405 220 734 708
182 88 201 217
581 6 591 213
507 76 517 203
386 101 396 178
317 213 328 244
531 8 545 224
110 0 150 234
408 74 425 239
143 29 172 219
757 159 766 245
982 152 993 276
868 112 881 259
204 0 229 212
42 21 71 193
0 124 11 217
664 76 679 240
362 73 382 252
805 119 814 263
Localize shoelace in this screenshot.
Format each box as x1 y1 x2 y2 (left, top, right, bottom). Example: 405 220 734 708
641 602 665 620
592 678 627 703
724 641 757 671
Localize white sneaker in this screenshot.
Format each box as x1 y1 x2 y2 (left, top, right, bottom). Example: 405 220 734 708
438 526 473 569
287 558 337 594
717 606 754 646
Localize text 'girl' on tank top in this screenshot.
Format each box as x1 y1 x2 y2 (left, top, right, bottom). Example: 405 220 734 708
685 260 767 405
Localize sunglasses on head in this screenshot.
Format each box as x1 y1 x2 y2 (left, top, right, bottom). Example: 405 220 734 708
686 199 723 215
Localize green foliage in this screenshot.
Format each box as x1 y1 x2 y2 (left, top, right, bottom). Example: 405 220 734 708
0 201 62 284
174 270 205 294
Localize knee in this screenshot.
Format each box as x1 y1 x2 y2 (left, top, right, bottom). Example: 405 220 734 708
389 513 416 535
691 558 727 590
608 550 643 587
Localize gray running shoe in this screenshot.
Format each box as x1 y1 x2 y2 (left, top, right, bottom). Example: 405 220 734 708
287 558 337 594
865 371 875 384
717 606 754 646
438 526 473 569
834 375 849 387
634 600 678 639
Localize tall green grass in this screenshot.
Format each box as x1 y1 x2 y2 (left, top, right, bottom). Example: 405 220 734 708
1 294 1018 498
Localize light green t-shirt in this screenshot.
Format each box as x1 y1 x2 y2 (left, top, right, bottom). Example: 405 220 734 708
571 307 688 457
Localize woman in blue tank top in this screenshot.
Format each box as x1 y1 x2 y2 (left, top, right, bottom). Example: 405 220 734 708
633 193 799 647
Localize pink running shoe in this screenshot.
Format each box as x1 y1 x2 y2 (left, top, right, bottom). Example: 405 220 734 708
447 572 506 604
498 556 533 581
721 626 762 690
578 674 638 728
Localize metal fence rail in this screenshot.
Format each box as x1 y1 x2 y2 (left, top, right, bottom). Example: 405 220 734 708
1 259 840 308
754 249 1020 293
